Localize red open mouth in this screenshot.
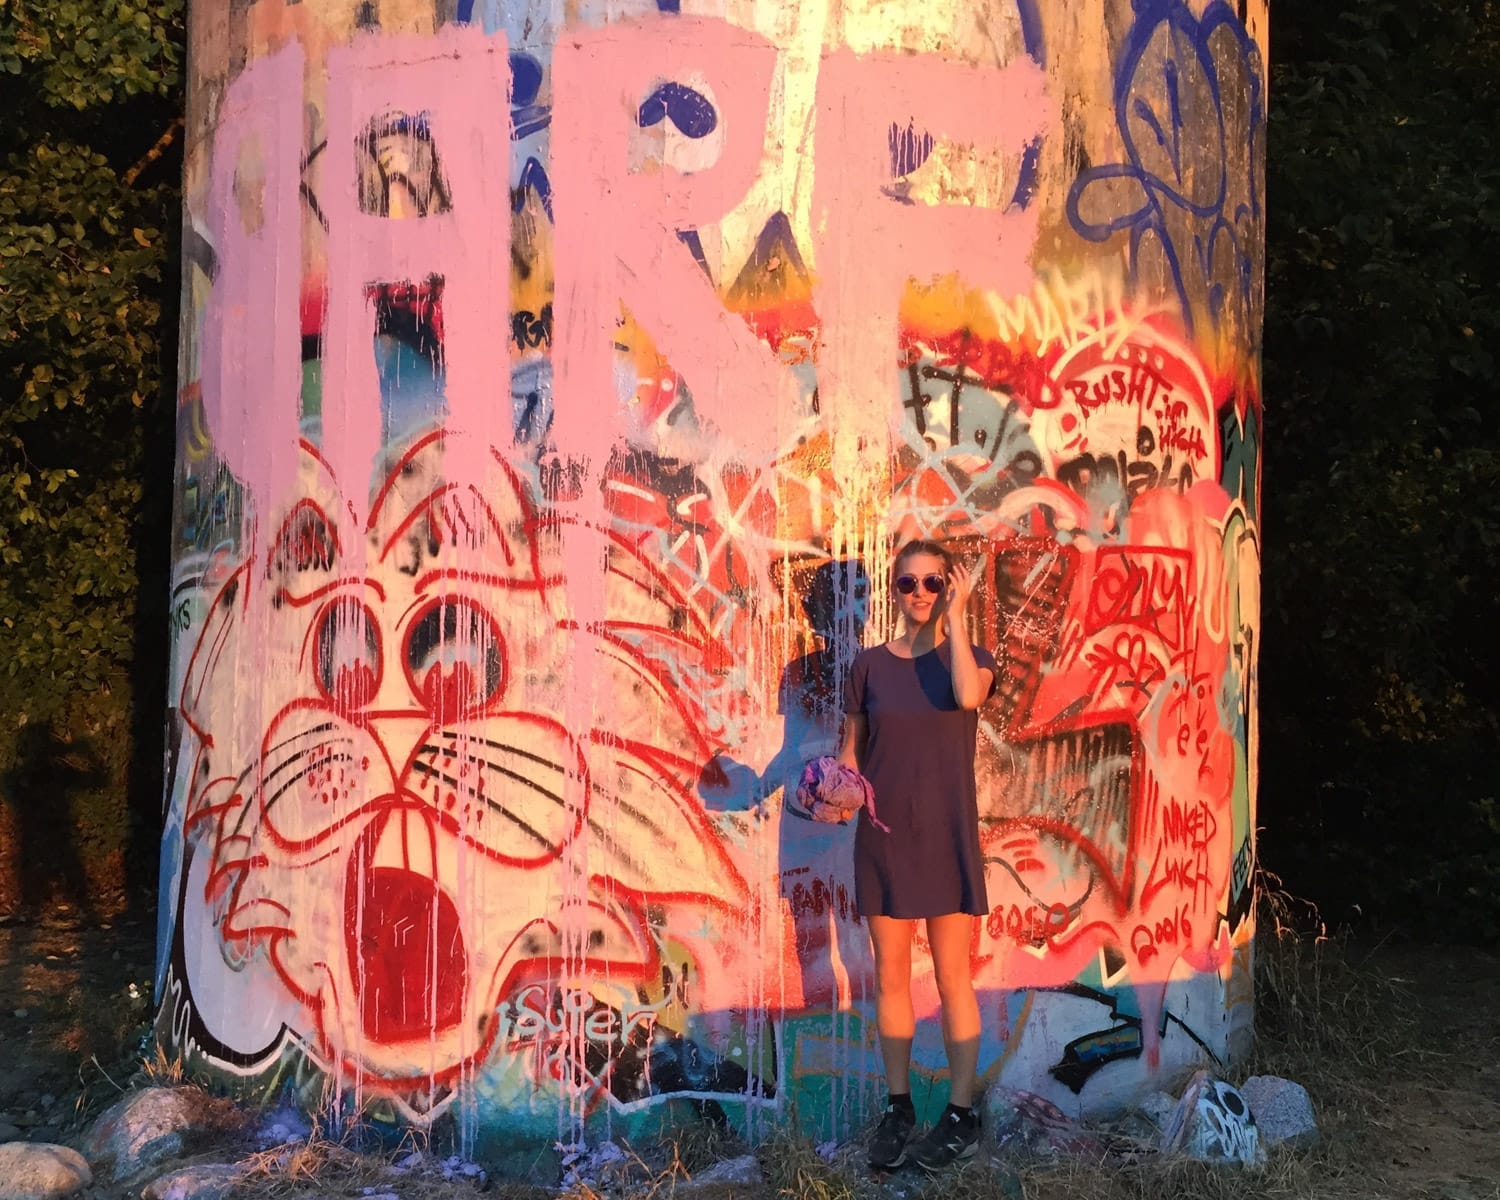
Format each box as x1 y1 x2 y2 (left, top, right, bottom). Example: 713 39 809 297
345 810 468 1041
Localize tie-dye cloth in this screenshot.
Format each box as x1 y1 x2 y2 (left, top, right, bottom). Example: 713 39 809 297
794 755 888 830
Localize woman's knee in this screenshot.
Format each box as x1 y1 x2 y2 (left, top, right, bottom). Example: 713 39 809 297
874 954 913 998
931 961 976 1006
926 917 976 993
869 918 913 991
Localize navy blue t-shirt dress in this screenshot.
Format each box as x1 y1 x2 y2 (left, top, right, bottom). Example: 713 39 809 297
843 642 996 919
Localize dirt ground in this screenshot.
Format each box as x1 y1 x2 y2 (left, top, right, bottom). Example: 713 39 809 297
1318 942 1500 1200
0 902 158 1144
1 900 1497 1200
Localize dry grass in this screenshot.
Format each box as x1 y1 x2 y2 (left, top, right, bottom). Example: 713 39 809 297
136 1040 186 1086
1022 1152 1325 1200
1003 877 1448 1200
656 1109 746 1176
1251 871 1426 1088
84 878 1474 1200
232 1097 492 1200
756 1129 863 1200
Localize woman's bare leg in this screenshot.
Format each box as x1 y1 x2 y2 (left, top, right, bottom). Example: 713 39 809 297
926 912 980 1107
867 915 916 1095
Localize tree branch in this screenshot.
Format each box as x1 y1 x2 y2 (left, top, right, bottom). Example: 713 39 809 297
123 117 184 188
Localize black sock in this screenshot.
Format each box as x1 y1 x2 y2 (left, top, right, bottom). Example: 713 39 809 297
888 1092 915 1114
944 1102 976 1126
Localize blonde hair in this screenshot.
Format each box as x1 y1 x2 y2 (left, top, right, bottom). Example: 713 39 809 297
892 539 953 577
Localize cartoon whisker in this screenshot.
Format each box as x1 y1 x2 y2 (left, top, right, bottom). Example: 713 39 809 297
408 752 563 852
432 732 675 866
229 726 351 837
225 723 336 799
255 744 361 828
435 732 568 780
436 732 660 830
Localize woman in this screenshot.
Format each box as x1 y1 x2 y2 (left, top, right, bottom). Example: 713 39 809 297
838 539 996 1171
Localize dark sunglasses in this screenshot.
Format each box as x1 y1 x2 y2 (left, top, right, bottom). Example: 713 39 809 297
895 573 945 596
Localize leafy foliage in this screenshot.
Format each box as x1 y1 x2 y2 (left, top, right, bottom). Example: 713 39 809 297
0 0 183 911
0 0 180 108
1261 0 1500 936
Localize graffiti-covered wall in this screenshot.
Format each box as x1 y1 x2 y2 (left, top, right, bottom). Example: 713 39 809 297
161 0 1265 1149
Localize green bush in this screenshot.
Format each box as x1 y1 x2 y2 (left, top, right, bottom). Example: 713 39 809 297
0 0 183 912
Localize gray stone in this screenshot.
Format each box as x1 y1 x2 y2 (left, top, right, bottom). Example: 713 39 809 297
688 1154 763 1186
1139 1089 1177 1131
982 1088 1025 1141
141 1163 247 1200
253 1104 312 1149
82 1087 246 1181
0 1141 92 1200
0 1124 21 1143
1240 1075 1320 1151
975 1157 1026 1200
983 1088 1103 1160
1159 1071 1264 1167
1104 1110 1163 1146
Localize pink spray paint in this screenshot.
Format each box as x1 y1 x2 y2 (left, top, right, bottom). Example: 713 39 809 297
322 27 513 532
813 49 1057 461
550 15 793 471
201 42 306 520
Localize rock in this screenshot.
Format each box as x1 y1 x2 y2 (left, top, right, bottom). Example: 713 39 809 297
1139 1089 1177 1131
1159 1071 1264 1167
141 1163 246 1200
82 1087 247 1182
558 1141 640 1192
0 1141 92 1200
974 1157 1026 1200
688 1155 763 1186
253 1104 311 1149
1240 1076 1320 1151
1103 1109 1162 1146
983 1088 1104 1160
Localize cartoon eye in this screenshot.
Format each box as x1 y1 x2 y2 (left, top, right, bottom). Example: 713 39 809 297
314 599 382 711
404 599 506 719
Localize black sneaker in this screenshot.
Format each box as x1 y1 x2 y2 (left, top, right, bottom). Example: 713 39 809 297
908 1106 980 1171
867 1102 917 1170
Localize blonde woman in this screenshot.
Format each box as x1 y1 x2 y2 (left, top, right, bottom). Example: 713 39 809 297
839 539 996 1171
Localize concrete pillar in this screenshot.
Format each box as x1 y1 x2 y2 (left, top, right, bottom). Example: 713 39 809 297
161 0 1265 1150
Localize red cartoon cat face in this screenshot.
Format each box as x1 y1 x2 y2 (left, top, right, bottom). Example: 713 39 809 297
179 434 747 1095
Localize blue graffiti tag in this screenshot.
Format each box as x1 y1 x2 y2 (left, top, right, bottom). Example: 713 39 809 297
1066 0 1264 342
638 81 719 139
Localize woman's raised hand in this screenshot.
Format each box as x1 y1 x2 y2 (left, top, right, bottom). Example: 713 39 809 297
945 558 982 617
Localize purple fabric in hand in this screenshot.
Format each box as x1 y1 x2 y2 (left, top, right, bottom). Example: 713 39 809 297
794 756 889 830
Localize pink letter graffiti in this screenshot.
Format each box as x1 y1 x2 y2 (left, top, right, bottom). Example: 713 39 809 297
550 15 792 469
322 28 513 519
201 42 306 517
813 50 1055 456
